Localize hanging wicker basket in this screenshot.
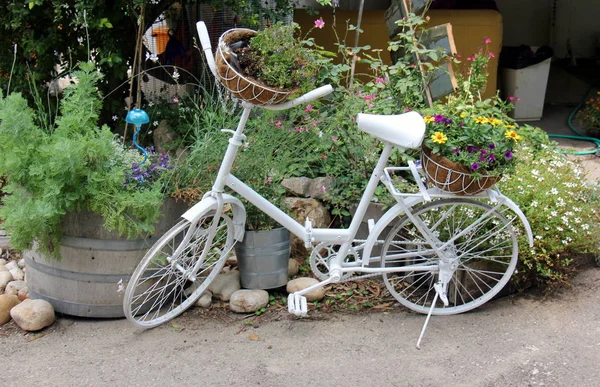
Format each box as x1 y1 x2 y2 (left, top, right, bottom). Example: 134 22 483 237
421 147 499 195
215 28 296 106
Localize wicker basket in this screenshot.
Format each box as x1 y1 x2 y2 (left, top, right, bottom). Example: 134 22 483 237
421 147 499 195
215 28 296 106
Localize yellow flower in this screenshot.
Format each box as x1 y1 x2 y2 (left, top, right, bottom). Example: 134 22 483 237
424 115 434 124
431 131 448 144
475 116 489 124
505 124 516 129
460 112 469 118
505 130 522 141
489 118 503 126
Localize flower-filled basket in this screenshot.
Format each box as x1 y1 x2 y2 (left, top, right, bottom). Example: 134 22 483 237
421 104 522 196
215 22 327 106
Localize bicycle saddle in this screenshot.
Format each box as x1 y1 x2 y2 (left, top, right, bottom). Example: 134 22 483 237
357 111 425 150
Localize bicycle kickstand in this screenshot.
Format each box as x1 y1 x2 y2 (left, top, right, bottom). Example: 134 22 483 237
416 281 450 349
288 277 334 317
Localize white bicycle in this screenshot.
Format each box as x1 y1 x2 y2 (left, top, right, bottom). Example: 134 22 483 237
123 22 533 346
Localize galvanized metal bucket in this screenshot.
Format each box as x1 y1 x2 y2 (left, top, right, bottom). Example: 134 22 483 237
235 227 290 290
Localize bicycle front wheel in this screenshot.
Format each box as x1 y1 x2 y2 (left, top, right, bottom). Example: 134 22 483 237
124 212 234 328
381 199 518 315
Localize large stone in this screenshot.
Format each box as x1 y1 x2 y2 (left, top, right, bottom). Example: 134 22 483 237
0 258 7 266
283 198 331 228
195 291 212 308
0 294 20 325
281 177 311 197
229 289 269 313
207 271 241 301
4 280 27 296
17 259 25 269
307 177 335 199
288 259 299 277
0 271 14 292
10 299 55 331
8 266 24 281
286 277 325 302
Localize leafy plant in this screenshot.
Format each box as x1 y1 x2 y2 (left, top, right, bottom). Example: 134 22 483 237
577 91 600 135
499 125 600 290
0 62 168 259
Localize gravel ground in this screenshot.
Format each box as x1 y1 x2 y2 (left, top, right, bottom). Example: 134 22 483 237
1 263 599 387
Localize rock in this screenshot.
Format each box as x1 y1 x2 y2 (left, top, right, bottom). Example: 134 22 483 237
0 264 6 272
283 198 331 228
0 271 13 292
281 177 311 197
286 277 325 302
207 271 241 301
4 280 27 296
153 120 178 155
10 299 55 331
17 259 25 269
229 289 269 313
5 261 18 271
0 258 6 266
307 177 335 199
195 291 212 308
17 286 29 301
0 294 20 325
8 266 24 281
288 259 299 277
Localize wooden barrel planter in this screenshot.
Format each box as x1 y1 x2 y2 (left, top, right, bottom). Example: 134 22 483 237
24 199 188 318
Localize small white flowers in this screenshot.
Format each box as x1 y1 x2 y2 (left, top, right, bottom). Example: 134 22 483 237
172 71 180 81
549 187 558 195
153 121 159 127
112 115 118 121
530 201 538 207
146 52 159 63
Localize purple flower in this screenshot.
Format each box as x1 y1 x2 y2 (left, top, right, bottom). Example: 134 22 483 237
480 149 487 155
505 150 513 159
451 147 460 155
467 146 478 153
488 143 496 150
479 154 487 162
458 122 464 127
488 153 496 162
471 163 480 170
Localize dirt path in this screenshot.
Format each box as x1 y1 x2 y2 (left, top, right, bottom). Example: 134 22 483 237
2 265 599 387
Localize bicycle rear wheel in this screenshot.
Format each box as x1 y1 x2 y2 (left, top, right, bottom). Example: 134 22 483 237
124 212 234 328
381 199 518 315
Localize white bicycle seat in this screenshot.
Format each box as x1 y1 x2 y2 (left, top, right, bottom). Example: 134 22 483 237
356 111 425 150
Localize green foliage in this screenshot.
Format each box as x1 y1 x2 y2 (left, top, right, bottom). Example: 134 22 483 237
577 92 600 134
241 22 333 93
499 125 600 289
0 63 166 259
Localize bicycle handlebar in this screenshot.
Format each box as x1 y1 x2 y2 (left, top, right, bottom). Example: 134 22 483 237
261 85 334 110
196 21 218 79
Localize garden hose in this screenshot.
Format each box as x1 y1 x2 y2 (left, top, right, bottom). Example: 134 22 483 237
547 80 600 156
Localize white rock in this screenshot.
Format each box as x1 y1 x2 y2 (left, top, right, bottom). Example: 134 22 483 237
0 264 6 272
207 271 241 301
229 289 269 313
10 299 55 331
288 259 299 277
17 286 29 300
17 259 25 269
8 267 24 281
5 261 18 271
0 271 13 292
0 294 20 325
286 277 325 302
195 291 212 308
0 258 6 265
4 280 27 296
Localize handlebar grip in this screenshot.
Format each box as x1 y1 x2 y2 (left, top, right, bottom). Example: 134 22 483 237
262 85 334 111
196 21 218 79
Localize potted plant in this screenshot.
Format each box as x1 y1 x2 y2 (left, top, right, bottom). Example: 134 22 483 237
0 63 186 317
215 21 330 105
421 41 524 195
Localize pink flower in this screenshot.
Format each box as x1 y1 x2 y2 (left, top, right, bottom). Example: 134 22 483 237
467 56 473 61
404 107 412 112
321 185 327 193
363 94 375 102
314 18 325 29
488 52 496 58
266 177 273 184
321 154 327 159
296 127 305 132
508 96 515 101
375 77 386 84
304 104 313 112
311 120 319 127
172 97 179 103
455 53 462 58
517 97 522 102
484 38 492 44
410 63 416 68
275 121 282 128
331 136 338 142
368 104 374 109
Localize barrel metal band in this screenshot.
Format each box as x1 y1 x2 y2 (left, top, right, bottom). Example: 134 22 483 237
28 289 125 318
60 235 158 251
24 256 130 283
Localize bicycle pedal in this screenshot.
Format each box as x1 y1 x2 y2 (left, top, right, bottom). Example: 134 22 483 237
287 293 308 317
